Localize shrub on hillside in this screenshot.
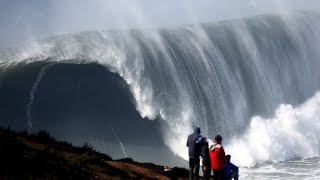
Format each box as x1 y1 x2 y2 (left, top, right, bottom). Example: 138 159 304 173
33 130 56 144
81 142 95 152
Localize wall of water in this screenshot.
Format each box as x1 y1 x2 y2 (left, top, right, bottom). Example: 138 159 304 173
1 11 320 163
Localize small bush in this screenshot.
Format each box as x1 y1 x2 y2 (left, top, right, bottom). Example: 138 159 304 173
17 129 29 137
24 150 37 160
81 142 95 152
78 153 100 165
34 130 56 143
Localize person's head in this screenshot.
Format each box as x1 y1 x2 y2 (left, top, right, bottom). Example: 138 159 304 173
214 134 222 143
226 154 231 160
194 127 201 134
202 137 207 143
197 136 207 144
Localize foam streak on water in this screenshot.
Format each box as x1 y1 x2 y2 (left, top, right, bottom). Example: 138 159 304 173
26 62 56 132
111 127 128 158
240 157 320 180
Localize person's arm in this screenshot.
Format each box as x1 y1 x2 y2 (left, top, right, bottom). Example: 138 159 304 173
221 147 226 164
186 136 189 147
209 144 214 151
230 162 238 171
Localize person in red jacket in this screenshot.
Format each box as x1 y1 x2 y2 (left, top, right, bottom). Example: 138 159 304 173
209 134 226 180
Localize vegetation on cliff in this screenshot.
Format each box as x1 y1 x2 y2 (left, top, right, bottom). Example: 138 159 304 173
0 127 189 179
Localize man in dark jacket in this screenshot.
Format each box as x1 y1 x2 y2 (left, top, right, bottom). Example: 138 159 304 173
186 127 202 180
200 137 211 180
225 154 239 180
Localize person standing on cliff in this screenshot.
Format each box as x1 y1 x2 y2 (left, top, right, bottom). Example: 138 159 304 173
200 137 211 180
186 127 202 180
209 134 226 180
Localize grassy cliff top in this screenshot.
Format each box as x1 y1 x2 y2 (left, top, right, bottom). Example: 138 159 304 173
0 127 189 180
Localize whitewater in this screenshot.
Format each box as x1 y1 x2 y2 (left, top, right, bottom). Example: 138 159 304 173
1 11 320 179
227 91 320 167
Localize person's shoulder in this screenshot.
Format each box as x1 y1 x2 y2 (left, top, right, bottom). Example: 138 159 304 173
187 133 193 138
231 162 238 168
216 144 222 148
187 133 196 141
196 136 204 143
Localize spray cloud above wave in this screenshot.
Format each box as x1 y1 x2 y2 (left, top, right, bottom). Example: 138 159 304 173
1 0 320 48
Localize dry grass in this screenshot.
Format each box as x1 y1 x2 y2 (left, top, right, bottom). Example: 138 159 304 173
0 127 189 179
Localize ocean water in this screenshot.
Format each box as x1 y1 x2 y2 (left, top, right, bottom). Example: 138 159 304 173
241 157 320 180
0 11 320 178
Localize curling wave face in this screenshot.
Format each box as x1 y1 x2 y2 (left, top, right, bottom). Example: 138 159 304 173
1 11 320 165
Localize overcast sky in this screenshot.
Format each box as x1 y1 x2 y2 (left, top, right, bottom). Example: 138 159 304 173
1 0 320 48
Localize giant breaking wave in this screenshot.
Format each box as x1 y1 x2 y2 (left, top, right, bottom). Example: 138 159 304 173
1 11 320 167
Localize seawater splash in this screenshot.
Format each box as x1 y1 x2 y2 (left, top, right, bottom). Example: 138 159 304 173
227 91 320 167
26 62 56 132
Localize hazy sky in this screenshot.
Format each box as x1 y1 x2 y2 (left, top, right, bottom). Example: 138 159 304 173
1 0 320 48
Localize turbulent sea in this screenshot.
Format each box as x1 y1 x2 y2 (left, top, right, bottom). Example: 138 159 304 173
1 11 320 179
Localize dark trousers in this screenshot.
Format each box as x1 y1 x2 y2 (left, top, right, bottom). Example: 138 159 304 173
229 169 239 180
213 168 225 180
189 157 200 180
202 165 211 180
